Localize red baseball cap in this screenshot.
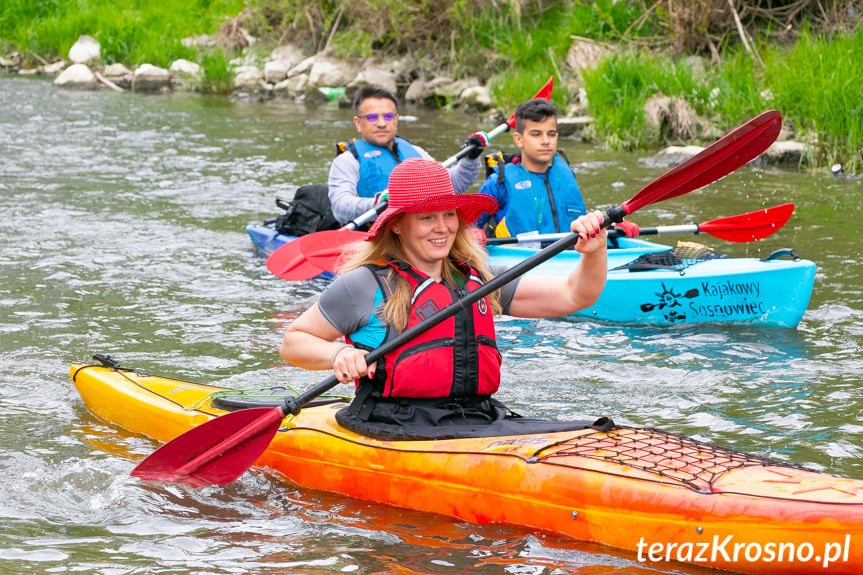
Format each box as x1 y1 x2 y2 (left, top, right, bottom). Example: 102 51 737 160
366 158 498 238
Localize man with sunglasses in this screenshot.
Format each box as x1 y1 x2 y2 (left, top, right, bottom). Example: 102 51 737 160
328 84 486 225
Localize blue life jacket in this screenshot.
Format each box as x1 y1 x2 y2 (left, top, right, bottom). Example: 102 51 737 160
338 137 422 198
487 153 585 235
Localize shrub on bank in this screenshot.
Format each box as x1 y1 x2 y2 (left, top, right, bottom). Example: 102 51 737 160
583 27 862 171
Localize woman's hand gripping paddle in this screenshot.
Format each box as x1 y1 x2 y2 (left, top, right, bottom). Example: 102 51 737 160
265 77 556 281
482 203 796 246
132 109 782 487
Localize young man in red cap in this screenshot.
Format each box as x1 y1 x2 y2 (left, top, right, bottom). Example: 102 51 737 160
281 158 607 436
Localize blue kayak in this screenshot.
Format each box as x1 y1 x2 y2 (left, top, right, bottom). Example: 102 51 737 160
246 223 815 327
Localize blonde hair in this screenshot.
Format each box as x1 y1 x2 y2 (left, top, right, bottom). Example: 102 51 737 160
337 215 502 332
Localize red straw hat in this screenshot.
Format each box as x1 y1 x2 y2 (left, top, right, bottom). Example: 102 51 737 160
366 158 498 238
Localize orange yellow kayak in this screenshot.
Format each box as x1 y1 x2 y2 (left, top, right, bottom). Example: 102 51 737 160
71 360 863 574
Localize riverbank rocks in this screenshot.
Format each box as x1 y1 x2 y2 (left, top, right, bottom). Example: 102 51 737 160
0 52 21 73
557 116 593 139
407 76 485 109
133 64 171 93
763 141 808 166
649 141 808 168
18 59 67 77
274 74 309 97
264 44 306 84
348 65 398 97
169 59 202 90
69 35 100 65
645 145 706 168
234 66 265 91
102 64 133 89
54 64 98 89
309 55 361 88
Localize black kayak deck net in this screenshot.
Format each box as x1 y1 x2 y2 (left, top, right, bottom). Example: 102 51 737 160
613 241 729 273
529 426 803 494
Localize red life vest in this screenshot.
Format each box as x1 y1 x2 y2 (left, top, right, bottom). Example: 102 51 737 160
351 260 501 399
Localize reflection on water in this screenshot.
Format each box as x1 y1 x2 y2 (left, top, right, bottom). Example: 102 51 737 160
1 76 862 574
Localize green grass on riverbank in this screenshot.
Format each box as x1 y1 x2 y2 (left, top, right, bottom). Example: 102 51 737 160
0 0 244 67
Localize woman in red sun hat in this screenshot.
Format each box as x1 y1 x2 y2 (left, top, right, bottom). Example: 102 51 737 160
280 157 607 439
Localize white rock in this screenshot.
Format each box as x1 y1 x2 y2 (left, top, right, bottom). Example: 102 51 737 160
103 63 132 76
133 63 171 92
764 141 807 165
169 59 201 77
556 116 593 138
54 63 98 89
309 55 359 87
43 61 67 75
288 56 315 77
102 63 133 89
274 73 309 95
264 60 290 84
459 85 491 108
268 44 305 68
68 35 100 64
644 145 705 168
348 66 398 95
404 78 426 102
234 66 264 88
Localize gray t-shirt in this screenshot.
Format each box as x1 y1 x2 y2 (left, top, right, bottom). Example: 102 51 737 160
319 264 517 349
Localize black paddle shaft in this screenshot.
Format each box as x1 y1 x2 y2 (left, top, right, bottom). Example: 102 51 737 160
282 206 625 415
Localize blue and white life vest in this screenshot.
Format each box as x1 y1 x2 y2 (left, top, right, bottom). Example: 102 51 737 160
337 137 422 198
487 153 585 235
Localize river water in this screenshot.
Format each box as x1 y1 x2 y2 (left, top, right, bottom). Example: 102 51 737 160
1 76 861 574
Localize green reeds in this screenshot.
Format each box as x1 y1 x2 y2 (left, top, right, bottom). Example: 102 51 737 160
199 48 235 95
581 28 862 170
764 28 863 172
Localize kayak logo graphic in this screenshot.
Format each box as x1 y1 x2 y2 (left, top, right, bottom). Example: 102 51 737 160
640 282 699 323
514 180 532 190
477 298 487 315
364 150 382 158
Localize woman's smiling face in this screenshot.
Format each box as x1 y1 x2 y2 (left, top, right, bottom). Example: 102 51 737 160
392 210 460 279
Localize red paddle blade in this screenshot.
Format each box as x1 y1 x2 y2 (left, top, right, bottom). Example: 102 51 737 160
131 406 285 486
506 76 554 129
622 110 782 215
266 230 368 280
700 203 795 242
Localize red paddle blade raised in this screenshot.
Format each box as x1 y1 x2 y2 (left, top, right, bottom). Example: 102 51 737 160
506 76 554 130
266 230 369 280
131 406 286 486
621 110 782 215
701 203 795 242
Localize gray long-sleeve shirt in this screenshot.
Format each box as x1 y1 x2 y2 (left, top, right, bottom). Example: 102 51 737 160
327 145 482 225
